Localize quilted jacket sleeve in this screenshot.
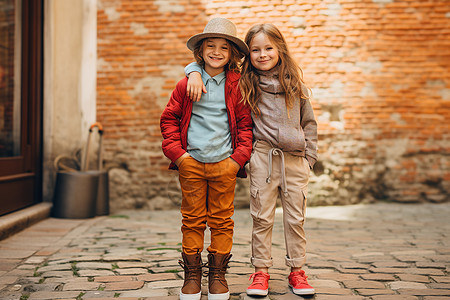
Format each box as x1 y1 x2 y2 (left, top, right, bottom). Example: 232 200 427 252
160 79 187 164
230 84 253 169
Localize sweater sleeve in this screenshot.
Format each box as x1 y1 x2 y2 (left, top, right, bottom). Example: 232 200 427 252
300 95 318 169
184 62 203 76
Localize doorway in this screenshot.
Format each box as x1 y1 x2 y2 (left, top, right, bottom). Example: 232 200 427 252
0 0 43 216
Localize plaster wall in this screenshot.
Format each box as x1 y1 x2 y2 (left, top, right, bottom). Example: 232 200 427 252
43 0 97 202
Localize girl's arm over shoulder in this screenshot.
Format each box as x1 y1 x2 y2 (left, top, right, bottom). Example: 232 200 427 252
187 72 205 102
185 62 206 102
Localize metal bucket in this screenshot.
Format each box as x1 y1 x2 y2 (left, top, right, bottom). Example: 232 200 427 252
52 171 99 218
95 170 109 216
52 122 110 218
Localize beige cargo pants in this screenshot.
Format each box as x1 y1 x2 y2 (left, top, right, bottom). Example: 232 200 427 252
249 140 310 268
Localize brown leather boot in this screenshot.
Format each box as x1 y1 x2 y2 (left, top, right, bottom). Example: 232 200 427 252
178 252 202 300
207 253 232 300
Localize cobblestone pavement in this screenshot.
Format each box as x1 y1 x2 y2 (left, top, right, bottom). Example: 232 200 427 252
0 202 449 300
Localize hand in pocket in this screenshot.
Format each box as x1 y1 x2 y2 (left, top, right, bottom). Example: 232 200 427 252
175 153 190 168
229 158 240 174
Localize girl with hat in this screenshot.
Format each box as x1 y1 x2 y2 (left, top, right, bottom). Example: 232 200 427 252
160 17 253 300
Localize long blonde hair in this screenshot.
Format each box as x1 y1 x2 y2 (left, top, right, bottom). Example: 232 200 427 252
240 24 308 116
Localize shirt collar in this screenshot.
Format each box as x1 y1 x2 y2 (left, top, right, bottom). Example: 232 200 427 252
202 68 226 85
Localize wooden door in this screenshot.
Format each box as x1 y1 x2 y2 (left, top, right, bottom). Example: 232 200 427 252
0 0 43 216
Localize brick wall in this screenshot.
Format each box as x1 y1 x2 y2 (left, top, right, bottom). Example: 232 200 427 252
97 0 450 211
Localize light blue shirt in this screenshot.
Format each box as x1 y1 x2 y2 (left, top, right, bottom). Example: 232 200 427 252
187 67 232 163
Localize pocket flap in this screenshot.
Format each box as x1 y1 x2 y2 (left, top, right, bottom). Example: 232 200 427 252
250 186 259 198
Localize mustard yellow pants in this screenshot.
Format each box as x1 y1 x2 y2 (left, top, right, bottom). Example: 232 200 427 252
178 156 237 255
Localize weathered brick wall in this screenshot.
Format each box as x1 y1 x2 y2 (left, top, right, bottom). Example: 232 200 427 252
97 0 450 211
97 0 214 210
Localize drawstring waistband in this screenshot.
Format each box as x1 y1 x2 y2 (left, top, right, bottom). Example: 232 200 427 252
254 140 288 196
266 147 288 197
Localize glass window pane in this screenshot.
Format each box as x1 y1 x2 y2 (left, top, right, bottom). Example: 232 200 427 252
0 0 21 157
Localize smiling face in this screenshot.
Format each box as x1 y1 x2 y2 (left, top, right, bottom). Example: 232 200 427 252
201 38 230 77
249 32 279 72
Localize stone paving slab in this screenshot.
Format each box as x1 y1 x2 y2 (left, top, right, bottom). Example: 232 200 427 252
0 202 449 299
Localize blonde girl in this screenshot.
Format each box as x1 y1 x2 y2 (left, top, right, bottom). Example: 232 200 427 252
185 23 317 297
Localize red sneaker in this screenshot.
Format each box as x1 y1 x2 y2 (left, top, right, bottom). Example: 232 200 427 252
246 271 270 296
288 270 315 295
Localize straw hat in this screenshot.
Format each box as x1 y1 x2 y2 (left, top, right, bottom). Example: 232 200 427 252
187 18 249 56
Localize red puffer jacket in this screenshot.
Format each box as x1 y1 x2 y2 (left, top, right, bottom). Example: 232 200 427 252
160 71 253 178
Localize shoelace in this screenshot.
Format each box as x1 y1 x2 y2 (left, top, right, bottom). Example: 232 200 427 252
249 272 269 287
204 255 231 280
290 272 308 285
205 264 228 281
178 260 204 280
